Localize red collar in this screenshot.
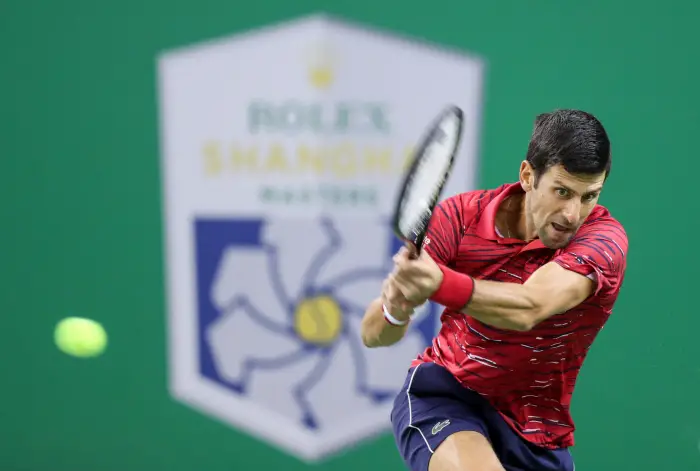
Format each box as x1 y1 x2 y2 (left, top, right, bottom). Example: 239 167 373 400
475 182 547 251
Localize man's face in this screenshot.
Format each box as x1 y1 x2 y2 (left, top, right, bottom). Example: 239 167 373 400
521 163 606 249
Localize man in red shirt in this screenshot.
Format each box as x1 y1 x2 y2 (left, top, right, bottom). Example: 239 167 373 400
361 109 628 471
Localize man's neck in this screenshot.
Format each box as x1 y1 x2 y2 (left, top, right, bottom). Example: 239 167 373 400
518 193 538 242
501 193 537 242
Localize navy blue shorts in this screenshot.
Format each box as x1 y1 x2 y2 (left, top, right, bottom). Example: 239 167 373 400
390 362 574 471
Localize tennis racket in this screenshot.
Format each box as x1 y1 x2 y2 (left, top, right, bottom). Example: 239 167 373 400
391 105 464 256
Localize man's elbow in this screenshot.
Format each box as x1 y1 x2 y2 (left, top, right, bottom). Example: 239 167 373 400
362 334 380 348
509 303 548 332
360 311 380 348
360 323 376 348
508 317 537 332
361 324 392 348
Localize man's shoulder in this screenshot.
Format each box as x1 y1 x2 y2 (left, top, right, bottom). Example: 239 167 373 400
442 183 512 217
564 204 629 280
579 204 628 241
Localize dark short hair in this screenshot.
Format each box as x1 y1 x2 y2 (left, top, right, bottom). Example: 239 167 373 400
525 109 611 185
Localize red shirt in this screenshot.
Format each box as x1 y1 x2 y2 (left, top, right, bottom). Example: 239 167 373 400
411 182 628 449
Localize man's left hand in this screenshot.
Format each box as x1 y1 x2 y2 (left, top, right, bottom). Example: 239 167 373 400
391 245 444 305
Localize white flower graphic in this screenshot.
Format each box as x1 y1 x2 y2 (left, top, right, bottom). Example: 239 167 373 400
205 217 428 430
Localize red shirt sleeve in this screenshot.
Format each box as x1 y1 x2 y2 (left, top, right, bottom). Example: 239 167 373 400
422 194 464 265
553 212 628 297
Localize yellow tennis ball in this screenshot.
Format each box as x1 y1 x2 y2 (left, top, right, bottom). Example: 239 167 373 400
54 317 107 358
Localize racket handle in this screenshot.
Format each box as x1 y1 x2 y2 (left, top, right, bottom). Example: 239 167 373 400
405 241 420 260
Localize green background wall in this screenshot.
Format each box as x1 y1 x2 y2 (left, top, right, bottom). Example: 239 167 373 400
2 1 698 470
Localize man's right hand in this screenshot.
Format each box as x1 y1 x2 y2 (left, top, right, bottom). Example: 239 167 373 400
381 275 418 323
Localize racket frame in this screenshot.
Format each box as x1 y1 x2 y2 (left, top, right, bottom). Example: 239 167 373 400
391 105 464 254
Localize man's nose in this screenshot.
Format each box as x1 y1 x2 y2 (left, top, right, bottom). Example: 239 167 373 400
562 200 581 226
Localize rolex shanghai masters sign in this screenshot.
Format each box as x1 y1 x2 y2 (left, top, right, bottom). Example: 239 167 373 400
157 14 484 462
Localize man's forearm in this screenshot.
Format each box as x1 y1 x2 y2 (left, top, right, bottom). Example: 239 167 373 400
430 262 594 332
360 298 409 347
461 279 542 331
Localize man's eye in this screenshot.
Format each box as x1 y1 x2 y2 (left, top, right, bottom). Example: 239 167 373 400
555 188 568 197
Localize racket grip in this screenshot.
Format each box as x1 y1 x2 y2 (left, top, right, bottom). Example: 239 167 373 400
404 241 419 260
430 265 475 311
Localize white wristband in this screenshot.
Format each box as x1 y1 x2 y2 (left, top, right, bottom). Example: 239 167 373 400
383 304 410 326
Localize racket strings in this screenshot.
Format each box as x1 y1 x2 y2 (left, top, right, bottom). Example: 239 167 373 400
398 117 460 236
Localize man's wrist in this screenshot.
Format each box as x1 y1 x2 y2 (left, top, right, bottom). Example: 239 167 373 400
382 304 412 326
429 265 475 311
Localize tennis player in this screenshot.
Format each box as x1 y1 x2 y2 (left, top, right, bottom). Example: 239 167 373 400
361 109 627 471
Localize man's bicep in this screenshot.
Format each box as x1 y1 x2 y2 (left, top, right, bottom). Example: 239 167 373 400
525 262 596 317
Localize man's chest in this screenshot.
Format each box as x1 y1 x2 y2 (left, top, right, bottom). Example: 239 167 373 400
453 239 558 283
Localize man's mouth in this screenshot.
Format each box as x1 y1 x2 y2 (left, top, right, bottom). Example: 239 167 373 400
551 222 572 233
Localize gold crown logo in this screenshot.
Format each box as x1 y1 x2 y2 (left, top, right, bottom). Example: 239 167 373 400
309 65 333 89
306 45 336 90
